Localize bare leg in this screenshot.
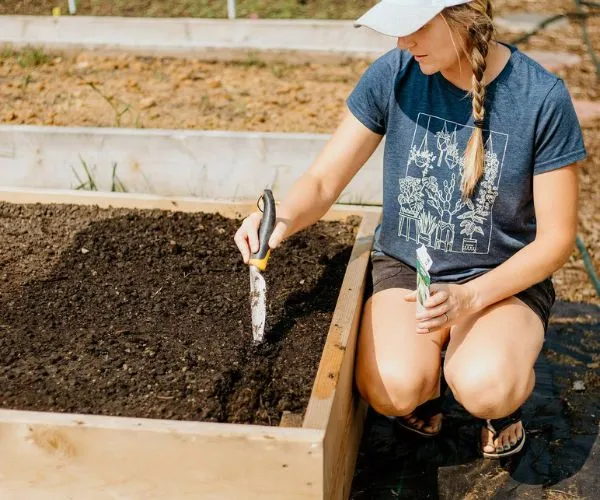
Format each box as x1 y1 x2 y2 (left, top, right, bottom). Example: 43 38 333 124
444 297 544 454
356 288 450 433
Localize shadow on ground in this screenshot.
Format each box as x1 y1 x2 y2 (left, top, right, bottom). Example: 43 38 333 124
351 301 600 499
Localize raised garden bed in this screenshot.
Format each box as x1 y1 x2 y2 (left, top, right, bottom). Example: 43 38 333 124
0 0 569 18
0 188 381 499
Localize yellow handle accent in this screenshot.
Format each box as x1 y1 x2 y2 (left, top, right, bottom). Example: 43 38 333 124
249 250 271 272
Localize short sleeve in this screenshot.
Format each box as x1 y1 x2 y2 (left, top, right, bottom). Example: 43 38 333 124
346 49 398 135
533 79 587 175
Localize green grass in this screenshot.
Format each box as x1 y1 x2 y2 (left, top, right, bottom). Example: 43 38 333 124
0 45 16 61
235 52 268 69
16 46 50 68
72 157 128 192
111 163 128 193
0 45 51 68
72 156 98 191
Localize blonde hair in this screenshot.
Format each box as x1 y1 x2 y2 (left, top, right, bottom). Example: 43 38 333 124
443 0 495 199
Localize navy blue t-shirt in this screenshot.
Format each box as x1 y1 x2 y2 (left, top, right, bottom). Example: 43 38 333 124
347 43 587 282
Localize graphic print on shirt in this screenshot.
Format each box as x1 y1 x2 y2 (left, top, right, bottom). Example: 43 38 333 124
397 113 508 254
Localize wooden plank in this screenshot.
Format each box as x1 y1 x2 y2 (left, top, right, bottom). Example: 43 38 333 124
0 187 380 221
279 412 305 428
0 409 324 499
302 211 381 499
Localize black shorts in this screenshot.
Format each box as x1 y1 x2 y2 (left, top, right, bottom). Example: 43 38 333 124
364 252 556 332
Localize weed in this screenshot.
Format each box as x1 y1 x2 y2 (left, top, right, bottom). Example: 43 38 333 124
270 64 288 79
17 46 49 68
72 157 128 192
110 163 128 193
72 156 98 191
0 45 15 60
237 52 267 69
134 110 144 129
20 73 32 91
198 95 216 113
85 80 131 127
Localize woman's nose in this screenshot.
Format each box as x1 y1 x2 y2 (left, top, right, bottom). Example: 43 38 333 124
397 36 416 49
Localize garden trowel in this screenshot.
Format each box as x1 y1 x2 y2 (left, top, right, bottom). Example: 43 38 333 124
248 189 276 344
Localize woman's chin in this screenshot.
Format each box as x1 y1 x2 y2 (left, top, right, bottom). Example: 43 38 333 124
417 62 438 76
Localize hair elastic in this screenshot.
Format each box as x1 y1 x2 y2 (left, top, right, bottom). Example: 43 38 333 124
474 119 485 129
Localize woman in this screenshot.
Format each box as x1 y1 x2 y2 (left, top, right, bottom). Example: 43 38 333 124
235 0 586 459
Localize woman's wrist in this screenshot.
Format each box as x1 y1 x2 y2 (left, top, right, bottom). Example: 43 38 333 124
462 281 486 314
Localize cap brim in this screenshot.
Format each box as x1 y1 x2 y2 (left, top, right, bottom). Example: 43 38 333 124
354 3 442 38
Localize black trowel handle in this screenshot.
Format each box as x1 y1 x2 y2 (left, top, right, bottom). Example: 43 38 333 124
248 189 276 271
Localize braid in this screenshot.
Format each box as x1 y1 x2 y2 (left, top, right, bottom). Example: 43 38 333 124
470 29 490 123
443 0 498 198
461 20 494 198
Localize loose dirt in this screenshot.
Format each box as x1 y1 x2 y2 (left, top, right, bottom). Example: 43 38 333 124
0 202 358 424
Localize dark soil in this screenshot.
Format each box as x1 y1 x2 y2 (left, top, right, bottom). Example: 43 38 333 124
0 202 359 425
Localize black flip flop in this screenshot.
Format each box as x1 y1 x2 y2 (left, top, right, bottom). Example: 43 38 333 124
394 373 448 438
481 408 526 459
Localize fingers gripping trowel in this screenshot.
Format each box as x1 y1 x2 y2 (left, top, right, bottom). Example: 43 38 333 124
248 189 276 344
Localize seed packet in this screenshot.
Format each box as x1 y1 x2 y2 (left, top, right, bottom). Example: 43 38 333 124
416 245 433 316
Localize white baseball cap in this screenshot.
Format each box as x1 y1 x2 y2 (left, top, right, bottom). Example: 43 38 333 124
355 0 474 37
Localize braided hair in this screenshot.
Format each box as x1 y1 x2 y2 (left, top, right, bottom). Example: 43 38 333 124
443 0 496 199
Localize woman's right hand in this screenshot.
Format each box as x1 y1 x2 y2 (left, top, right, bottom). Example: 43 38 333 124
234 212 289 264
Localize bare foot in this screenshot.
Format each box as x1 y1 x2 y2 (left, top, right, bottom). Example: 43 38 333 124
400 411 442 435
481 421 524 454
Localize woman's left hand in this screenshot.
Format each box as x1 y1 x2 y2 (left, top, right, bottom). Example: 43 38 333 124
405 284 479 334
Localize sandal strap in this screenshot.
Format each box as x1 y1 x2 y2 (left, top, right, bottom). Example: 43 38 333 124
486 407 523 437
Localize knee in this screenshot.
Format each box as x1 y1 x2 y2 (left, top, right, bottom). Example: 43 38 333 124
356 363 435 417
445 360 531 418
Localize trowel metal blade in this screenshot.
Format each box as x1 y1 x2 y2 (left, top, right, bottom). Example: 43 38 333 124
249 265 267 343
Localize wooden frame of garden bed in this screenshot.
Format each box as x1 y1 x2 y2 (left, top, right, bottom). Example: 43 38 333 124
0 188 381 500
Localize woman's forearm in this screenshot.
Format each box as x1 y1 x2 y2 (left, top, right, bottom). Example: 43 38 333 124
464 235 575 312
268 111 383 245
275 172 338 240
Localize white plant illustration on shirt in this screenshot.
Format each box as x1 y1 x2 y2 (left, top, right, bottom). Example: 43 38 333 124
417 211 439 247
408 115 437 176
423 174 465 252
397 177 425 242
398 113 507 255
435 122 462 170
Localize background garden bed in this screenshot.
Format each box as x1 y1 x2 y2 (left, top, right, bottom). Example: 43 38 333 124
0 0 569 18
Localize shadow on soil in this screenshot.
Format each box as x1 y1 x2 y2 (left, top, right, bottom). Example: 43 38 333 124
351 301 600 499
